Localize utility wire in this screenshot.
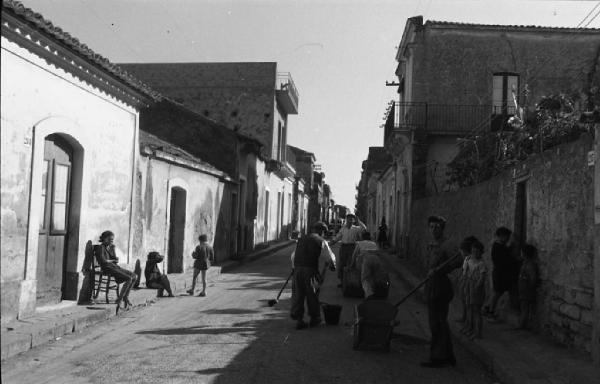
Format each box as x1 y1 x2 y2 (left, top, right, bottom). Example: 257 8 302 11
577 1 600 28
583 7 600 28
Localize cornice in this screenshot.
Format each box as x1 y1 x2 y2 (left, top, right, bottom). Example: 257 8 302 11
2 12 155 108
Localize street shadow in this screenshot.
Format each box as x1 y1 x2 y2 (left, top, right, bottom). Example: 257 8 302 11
226 281 283 291
135 326 255 336
200 308 261 315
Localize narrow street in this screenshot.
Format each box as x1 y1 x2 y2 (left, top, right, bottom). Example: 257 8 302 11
2 244 496 384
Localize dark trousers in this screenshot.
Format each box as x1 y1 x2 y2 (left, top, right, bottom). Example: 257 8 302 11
290 267 321 321
428 297 455 362
338 243 356 280
147 275 173 296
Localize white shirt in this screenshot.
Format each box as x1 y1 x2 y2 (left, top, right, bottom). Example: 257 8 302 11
334 223 366 244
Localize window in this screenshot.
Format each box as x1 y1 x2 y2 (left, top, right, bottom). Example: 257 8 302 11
492 73 519 116
52 163 70 231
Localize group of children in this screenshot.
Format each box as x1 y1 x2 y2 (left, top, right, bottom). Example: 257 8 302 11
457 227 539 340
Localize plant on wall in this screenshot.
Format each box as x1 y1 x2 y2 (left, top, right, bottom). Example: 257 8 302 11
446 91 596 189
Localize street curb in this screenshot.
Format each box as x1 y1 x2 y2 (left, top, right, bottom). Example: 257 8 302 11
382 253 509 383
1 241 291 361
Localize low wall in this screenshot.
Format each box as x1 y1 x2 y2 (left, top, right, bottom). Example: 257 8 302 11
408 135 595 354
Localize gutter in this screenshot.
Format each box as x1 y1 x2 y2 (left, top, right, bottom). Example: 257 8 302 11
140 146 236 184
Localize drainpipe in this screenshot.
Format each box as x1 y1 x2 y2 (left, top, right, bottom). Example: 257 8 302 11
593 120 600 364
127 114 140 265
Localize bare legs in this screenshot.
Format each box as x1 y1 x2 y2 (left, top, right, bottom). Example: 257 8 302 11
187 269 207 296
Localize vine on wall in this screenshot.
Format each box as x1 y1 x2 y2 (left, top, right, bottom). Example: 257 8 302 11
446 91 597 189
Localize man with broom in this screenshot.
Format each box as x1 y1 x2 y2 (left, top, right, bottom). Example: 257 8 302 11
290 221 337 330
421 215 462 368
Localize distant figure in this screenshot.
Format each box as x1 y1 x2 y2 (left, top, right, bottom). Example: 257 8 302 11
330 213 366 286
517 244 539 330
290 221 336 329
187 234 214 297
464 239 487 340
94 231 138 314
145 252 174 298
421 215 461 368
377 217 388 249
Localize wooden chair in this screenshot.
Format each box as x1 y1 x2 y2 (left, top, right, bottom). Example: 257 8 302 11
90 244 120 304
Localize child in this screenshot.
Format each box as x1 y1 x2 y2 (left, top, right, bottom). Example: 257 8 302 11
458 236 477 325
486 227 514 318
187 234 214 297
517 244 539 330
465 239 487 339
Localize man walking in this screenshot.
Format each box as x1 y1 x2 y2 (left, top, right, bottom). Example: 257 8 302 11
421 215 462 368
290 221 336 330
330 213 366 286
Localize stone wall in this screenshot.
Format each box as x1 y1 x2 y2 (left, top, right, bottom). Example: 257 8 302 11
122 63 277 156
408 136 595 354
412 26 600 106
132 155 227 280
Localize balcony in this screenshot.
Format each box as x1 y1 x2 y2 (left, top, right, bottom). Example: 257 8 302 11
276 72 299 115
384 101 515 142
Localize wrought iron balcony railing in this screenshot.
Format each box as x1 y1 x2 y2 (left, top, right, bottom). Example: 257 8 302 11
384 101 515 141
276 72 299 115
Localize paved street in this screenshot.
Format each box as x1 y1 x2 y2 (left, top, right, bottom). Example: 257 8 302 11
2 244 497 384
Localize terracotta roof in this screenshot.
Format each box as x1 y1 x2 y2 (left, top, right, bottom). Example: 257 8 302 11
425 19 600 32
139 130 228 179
2 0 163 101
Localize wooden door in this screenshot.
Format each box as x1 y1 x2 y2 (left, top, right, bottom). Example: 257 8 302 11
168 188 186 273
37 135 72 305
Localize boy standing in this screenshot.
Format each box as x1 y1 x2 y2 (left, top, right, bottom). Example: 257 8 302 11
187 234 214 297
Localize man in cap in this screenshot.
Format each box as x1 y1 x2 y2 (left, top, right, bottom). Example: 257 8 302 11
290 221 336 329
330 213 366 287
421 215 462 367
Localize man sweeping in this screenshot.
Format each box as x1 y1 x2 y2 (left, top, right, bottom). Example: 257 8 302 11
290 221 336 330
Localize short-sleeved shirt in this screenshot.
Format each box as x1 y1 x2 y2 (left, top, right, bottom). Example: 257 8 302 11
193 243 214 270
425 237 460 301
334 225 364 244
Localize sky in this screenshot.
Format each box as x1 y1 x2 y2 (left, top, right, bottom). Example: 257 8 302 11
19 0 599 209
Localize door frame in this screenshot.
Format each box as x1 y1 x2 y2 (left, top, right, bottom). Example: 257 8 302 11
165 178 189 272
25 118 87 316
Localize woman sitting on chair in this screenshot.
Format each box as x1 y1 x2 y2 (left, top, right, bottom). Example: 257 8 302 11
94 230 138 314
145 251 174 298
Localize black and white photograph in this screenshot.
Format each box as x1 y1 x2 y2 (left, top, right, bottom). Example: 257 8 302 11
1 0 600 382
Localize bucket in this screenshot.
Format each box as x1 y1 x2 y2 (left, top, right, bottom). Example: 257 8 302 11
321 303 342 325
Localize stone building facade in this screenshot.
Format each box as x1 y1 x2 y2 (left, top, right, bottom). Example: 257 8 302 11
122 63 299 249
1 1 159 320
407 136 598 357
379 16 600 254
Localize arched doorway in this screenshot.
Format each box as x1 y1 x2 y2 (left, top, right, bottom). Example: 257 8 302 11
37 134 77 304
168 187 186 273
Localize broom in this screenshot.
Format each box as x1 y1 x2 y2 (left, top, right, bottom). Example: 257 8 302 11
268 269 294 307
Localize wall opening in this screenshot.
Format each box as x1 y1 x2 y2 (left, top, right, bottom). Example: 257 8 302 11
515 180 528 246
168 187 186 273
